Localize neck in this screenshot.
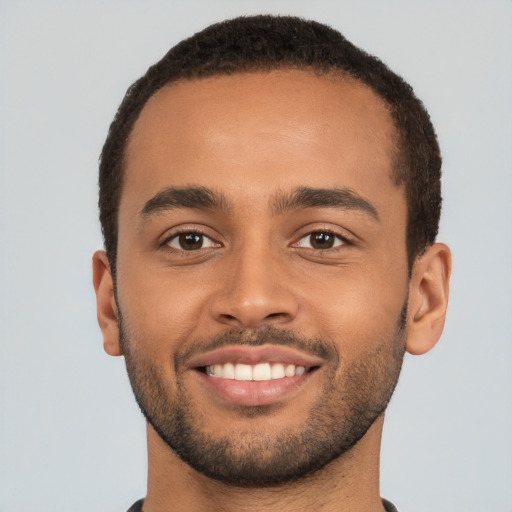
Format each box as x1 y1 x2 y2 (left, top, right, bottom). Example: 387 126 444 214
143 416 386 512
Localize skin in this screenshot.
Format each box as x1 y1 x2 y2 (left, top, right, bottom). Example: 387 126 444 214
93 70 451 512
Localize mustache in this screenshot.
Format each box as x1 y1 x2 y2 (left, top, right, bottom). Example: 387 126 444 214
174 325 338 369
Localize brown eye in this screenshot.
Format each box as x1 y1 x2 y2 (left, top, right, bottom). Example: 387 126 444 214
179 233 203 250
167 232 218 251
298 231 344 250
311 232 334 249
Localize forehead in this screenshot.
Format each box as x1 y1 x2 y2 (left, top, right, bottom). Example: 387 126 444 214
123 70 399 215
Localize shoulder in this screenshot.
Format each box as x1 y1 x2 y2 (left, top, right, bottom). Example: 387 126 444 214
382 497 400 512
126 498 144 512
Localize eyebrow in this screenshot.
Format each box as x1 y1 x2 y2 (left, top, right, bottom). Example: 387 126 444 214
270 187 379 220
140 184 379 222
140 186 230 218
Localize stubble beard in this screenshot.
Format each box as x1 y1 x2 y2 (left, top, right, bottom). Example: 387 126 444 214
118 306 407 487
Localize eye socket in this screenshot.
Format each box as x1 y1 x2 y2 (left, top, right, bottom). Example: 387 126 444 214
297 231 345 250
166 232 219 251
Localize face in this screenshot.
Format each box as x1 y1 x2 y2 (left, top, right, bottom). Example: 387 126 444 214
115 70 410 485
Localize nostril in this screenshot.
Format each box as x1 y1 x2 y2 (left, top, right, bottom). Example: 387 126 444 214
265 312 290 320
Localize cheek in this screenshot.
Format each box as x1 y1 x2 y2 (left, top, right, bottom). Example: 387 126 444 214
116 264 211 354
296 263 408 359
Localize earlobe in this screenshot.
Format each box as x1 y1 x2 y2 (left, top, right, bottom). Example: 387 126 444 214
406 243 452 355
92 250 123 357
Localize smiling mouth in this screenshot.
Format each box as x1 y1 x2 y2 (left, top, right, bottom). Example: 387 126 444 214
201 362 317 381
187 344 325 406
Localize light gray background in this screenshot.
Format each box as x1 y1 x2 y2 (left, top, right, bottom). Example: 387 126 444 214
1 1 511 511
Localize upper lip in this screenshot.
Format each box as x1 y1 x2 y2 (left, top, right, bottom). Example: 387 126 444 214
187 344 326 369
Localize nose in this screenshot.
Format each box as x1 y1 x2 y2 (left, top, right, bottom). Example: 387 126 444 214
209 242 299 329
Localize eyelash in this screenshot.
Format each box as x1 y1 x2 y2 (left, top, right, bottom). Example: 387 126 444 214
161 228 220 253
161 228 351 254
294 230 350 251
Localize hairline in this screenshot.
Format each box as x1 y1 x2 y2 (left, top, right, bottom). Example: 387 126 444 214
124 67 403 183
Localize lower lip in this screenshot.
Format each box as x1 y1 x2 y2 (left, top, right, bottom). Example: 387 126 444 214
193 370 316 406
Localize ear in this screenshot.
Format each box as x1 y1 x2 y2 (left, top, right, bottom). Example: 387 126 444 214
92 250 123 356
406 243 452 355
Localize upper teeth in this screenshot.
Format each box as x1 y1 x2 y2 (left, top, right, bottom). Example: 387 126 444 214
205 362 307 381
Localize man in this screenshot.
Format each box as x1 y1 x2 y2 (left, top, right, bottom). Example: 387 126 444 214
93 15 451 512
